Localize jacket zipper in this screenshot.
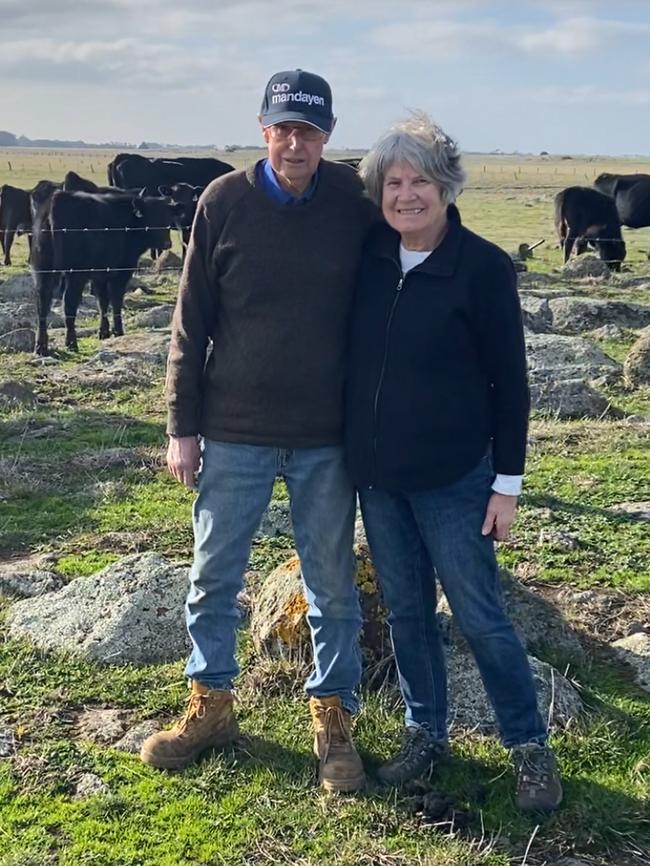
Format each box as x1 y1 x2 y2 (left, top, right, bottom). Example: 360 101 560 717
371 269 404 487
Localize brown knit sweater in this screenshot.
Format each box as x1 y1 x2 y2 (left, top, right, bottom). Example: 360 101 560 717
165 160 376 447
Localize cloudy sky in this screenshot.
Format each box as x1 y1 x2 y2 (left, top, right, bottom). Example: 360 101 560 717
2 0 650 154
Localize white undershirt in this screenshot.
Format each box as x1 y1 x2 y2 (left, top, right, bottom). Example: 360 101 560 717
399 244 523 496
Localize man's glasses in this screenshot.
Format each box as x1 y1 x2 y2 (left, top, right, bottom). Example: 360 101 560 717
268 124 326 142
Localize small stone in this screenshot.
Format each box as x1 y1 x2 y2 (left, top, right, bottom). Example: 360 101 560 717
74 773 109 799
0 327 35 352
538 529 580 550
256 501 292 538
0 569 64 598
608 501 650 523
611 633 650 692
114 720 162 753
76 708 131 744
0 381 37 407
0 728 16 758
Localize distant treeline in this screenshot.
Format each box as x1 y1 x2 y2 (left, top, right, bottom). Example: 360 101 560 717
0 131 220 150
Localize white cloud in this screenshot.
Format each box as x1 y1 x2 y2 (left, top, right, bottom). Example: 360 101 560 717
532 84 650 106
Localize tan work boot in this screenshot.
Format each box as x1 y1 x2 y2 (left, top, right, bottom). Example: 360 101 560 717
140 681 238 770
309 696 365 792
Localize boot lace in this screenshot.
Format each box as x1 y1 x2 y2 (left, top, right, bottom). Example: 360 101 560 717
391 727 441 767
514 745 555 792
176 694 207 737
320 705 353 762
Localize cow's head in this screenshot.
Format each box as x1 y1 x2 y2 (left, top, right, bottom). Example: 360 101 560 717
131 196 173 251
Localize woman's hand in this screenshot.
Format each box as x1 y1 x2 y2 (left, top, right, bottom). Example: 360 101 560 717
481 493 518 541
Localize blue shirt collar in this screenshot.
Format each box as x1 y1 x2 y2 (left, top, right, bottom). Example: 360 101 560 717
258 158 319 206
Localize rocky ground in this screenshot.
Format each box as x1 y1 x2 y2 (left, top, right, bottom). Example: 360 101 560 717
0 254 649 866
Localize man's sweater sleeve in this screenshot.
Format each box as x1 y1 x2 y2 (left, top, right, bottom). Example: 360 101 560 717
475 252 530 475
165 199 219 436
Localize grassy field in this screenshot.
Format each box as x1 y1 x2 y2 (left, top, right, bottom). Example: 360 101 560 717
0 151 649 866
2 147 650 272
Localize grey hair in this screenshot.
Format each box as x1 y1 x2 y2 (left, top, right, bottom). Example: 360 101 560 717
359 112 466 206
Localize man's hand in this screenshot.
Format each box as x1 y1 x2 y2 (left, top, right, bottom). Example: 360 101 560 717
167 435 201 488
481 492 518 542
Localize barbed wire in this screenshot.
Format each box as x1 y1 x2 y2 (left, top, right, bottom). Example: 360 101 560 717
28 265 185 275
20 224 192 234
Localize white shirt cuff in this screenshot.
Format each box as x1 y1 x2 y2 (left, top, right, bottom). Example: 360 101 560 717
492 474 523 496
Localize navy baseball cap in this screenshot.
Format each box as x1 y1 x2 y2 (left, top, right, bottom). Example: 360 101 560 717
260 69 334 134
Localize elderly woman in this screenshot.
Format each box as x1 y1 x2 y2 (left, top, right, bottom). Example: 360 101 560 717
345 114 562 812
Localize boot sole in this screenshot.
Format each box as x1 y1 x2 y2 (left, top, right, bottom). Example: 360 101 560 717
140 745 207 770
319 771 366 793
140 727 239 770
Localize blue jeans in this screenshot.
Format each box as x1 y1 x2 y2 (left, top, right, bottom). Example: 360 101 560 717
359 455 547 747
185 439 362 713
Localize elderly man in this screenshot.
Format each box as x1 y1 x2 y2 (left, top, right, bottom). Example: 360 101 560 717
140 70 375 792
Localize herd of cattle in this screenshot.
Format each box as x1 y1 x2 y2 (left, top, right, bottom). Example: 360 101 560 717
0 153 649 356
0 153 235 355
555 174 650 270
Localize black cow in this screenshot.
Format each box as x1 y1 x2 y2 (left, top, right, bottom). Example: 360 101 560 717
593 172 650 230
334 157 362 170
0 185 31 266
554 186 626 270
107 153 234 190
594 172 650 197
158 183 203 259
32 190 184 355
30 180 62 219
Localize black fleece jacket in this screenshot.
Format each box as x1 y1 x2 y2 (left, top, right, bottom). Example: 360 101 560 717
344 205 530 492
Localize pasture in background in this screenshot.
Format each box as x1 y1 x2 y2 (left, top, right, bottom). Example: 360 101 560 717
2 147 650 274
1 147 649 866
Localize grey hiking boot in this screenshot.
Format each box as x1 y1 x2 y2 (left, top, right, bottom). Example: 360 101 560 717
378 727 448 786
511 743 563 812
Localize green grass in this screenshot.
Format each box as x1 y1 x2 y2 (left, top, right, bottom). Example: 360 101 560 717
0 625 648 865
1 150 649 864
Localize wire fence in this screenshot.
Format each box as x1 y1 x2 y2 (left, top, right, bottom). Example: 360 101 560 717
29 265 184 275
16 224 192 234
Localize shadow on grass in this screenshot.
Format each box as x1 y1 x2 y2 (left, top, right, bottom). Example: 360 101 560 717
526 492 649 525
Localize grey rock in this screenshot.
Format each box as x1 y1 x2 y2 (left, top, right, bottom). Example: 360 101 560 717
0 728 16 758
0 326 35 352
448 649 582 733
257 501 292 538
547 297 650 334
526 333 620 417
526 334 621 384
0 568 64 598
74 773 109 799
76 708 131 744
519 296 552 333
152 250 182 272
607 501 650 522
132 304 174 330
538 529 581 550
114 720 162 753
623 327 650 387
7 552 190 665
529 378 610 418
0 380 37 407
561 254 610 279
252 551 583 731
28 355 60 366
441 571 585 664
0 273 35 301
50 332 171 390
610 633 650 692
590 323 625 340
